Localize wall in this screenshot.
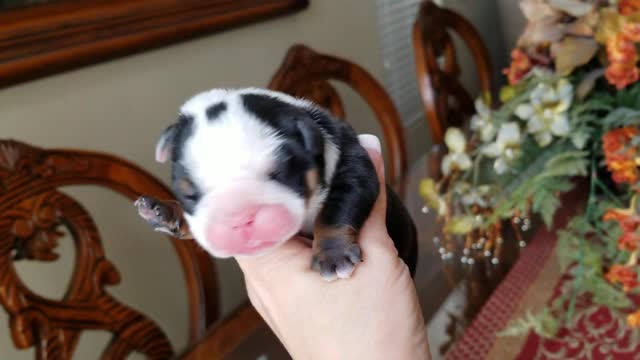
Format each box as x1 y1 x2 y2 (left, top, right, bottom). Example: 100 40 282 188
497 0 527 50
438 0 510 92
0 0 511 357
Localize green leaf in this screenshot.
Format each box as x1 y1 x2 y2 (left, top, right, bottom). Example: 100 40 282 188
616 81 640 109
531 178 575 227
587 275 633 309
538 151 589 179
571 129 590 149
498 308 560 339
602 108 640 130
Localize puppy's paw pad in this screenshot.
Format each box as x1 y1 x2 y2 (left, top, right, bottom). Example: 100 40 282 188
311 244 362 281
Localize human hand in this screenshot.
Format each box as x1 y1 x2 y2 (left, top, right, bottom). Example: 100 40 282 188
236 134 430 360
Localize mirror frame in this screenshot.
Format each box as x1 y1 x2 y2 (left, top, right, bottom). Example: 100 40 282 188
0 0 308 87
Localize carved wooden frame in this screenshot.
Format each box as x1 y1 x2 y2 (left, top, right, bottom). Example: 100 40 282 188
0 139 219 358
0 0 308 88
412 0 493 145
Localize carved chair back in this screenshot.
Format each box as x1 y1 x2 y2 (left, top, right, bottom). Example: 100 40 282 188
0 140 219 359
412 0 493 145
269 44 409 186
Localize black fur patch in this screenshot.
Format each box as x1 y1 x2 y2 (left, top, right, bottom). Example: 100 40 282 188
170 114 195 163
206 102 227 121
171 162 201 215
243 93 329 193
242 94 305 135
269 140 312 197
166 114 199 214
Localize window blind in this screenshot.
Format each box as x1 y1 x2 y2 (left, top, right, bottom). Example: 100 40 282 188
375 0 426 126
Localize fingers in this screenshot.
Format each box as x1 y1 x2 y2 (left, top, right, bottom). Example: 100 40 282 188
358 134 385 186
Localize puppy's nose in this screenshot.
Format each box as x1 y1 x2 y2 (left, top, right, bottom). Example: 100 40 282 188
206 204 295 255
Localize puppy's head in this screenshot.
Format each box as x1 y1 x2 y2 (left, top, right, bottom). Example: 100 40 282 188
155 88 337 257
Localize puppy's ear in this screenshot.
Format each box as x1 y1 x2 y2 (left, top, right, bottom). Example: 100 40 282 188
155 124 177 163
296 118 324 158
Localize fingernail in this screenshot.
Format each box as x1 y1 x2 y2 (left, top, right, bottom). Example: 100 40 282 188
358 134 381 154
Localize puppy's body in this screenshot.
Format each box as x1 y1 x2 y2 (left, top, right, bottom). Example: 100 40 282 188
141 88 417 280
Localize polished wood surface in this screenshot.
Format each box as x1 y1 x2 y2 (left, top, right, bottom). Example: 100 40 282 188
412 0 494 145
269 44 409 187
0 0 308 88
0 139 220 358
184 149 518 358
179 302 264 360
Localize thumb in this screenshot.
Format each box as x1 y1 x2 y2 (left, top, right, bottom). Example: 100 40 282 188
358 134 388 236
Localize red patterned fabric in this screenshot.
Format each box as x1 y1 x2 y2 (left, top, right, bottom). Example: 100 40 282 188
516 284 640 359
445 223 559 359
445 193 579 360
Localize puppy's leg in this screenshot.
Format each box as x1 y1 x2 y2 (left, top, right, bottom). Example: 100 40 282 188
311 146 378 281
134 195 193 239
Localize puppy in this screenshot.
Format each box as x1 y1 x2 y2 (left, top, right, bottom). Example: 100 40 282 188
136 88 417 281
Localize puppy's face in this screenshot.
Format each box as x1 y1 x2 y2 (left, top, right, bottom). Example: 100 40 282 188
156 88 338 258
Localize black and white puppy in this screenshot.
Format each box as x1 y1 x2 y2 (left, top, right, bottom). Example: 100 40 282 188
136 88 417 281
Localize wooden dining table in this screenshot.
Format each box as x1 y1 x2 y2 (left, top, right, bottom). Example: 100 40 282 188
181 147 519 359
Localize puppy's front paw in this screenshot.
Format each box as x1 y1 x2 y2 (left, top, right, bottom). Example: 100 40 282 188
311 242 362 281
134 196 183 237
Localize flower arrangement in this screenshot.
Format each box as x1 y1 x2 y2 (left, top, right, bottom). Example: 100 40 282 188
420 0 640 334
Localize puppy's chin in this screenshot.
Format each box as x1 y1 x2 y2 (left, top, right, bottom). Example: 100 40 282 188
193 228 299 258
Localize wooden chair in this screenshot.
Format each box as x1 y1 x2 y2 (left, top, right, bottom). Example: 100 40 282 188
269 44 409 187
412 0 493 145
0 139 260 359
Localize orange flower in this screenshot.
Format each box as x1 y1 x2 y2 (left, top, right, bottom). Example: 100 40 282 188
603 209 640 251
606 33 640 89
503 49 533 85
624 22 640 42
603 195 640 251
606 64 640 90
608 33 638 63
602 127 640 184
620 0 640 15
619 231 640 251
606 265 639 292
628 309 640 327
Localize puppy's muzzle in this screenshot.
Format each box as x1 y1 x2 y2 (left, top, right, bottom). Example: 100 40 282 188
195 181 304 256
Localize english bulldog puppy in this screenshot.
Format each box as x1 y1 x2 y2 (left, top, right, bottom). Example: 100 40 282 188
136 88 417 281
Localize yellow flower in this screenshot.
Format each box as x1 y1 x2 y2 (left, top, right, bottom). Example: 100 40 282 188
419 178 446 216
445 215 476 235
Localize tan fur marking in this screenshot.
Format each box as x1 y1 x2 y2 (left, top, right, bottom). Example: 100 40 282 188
312 222 357 249
304 168 319 199
177 178 196 197
160 200 193 239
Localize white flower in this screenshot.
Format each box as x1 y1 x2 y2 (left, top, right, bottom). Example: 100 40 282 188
441 128 472 175
482 122 522 174
454 182 492 208
470 98 497 143
514 78 573 147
